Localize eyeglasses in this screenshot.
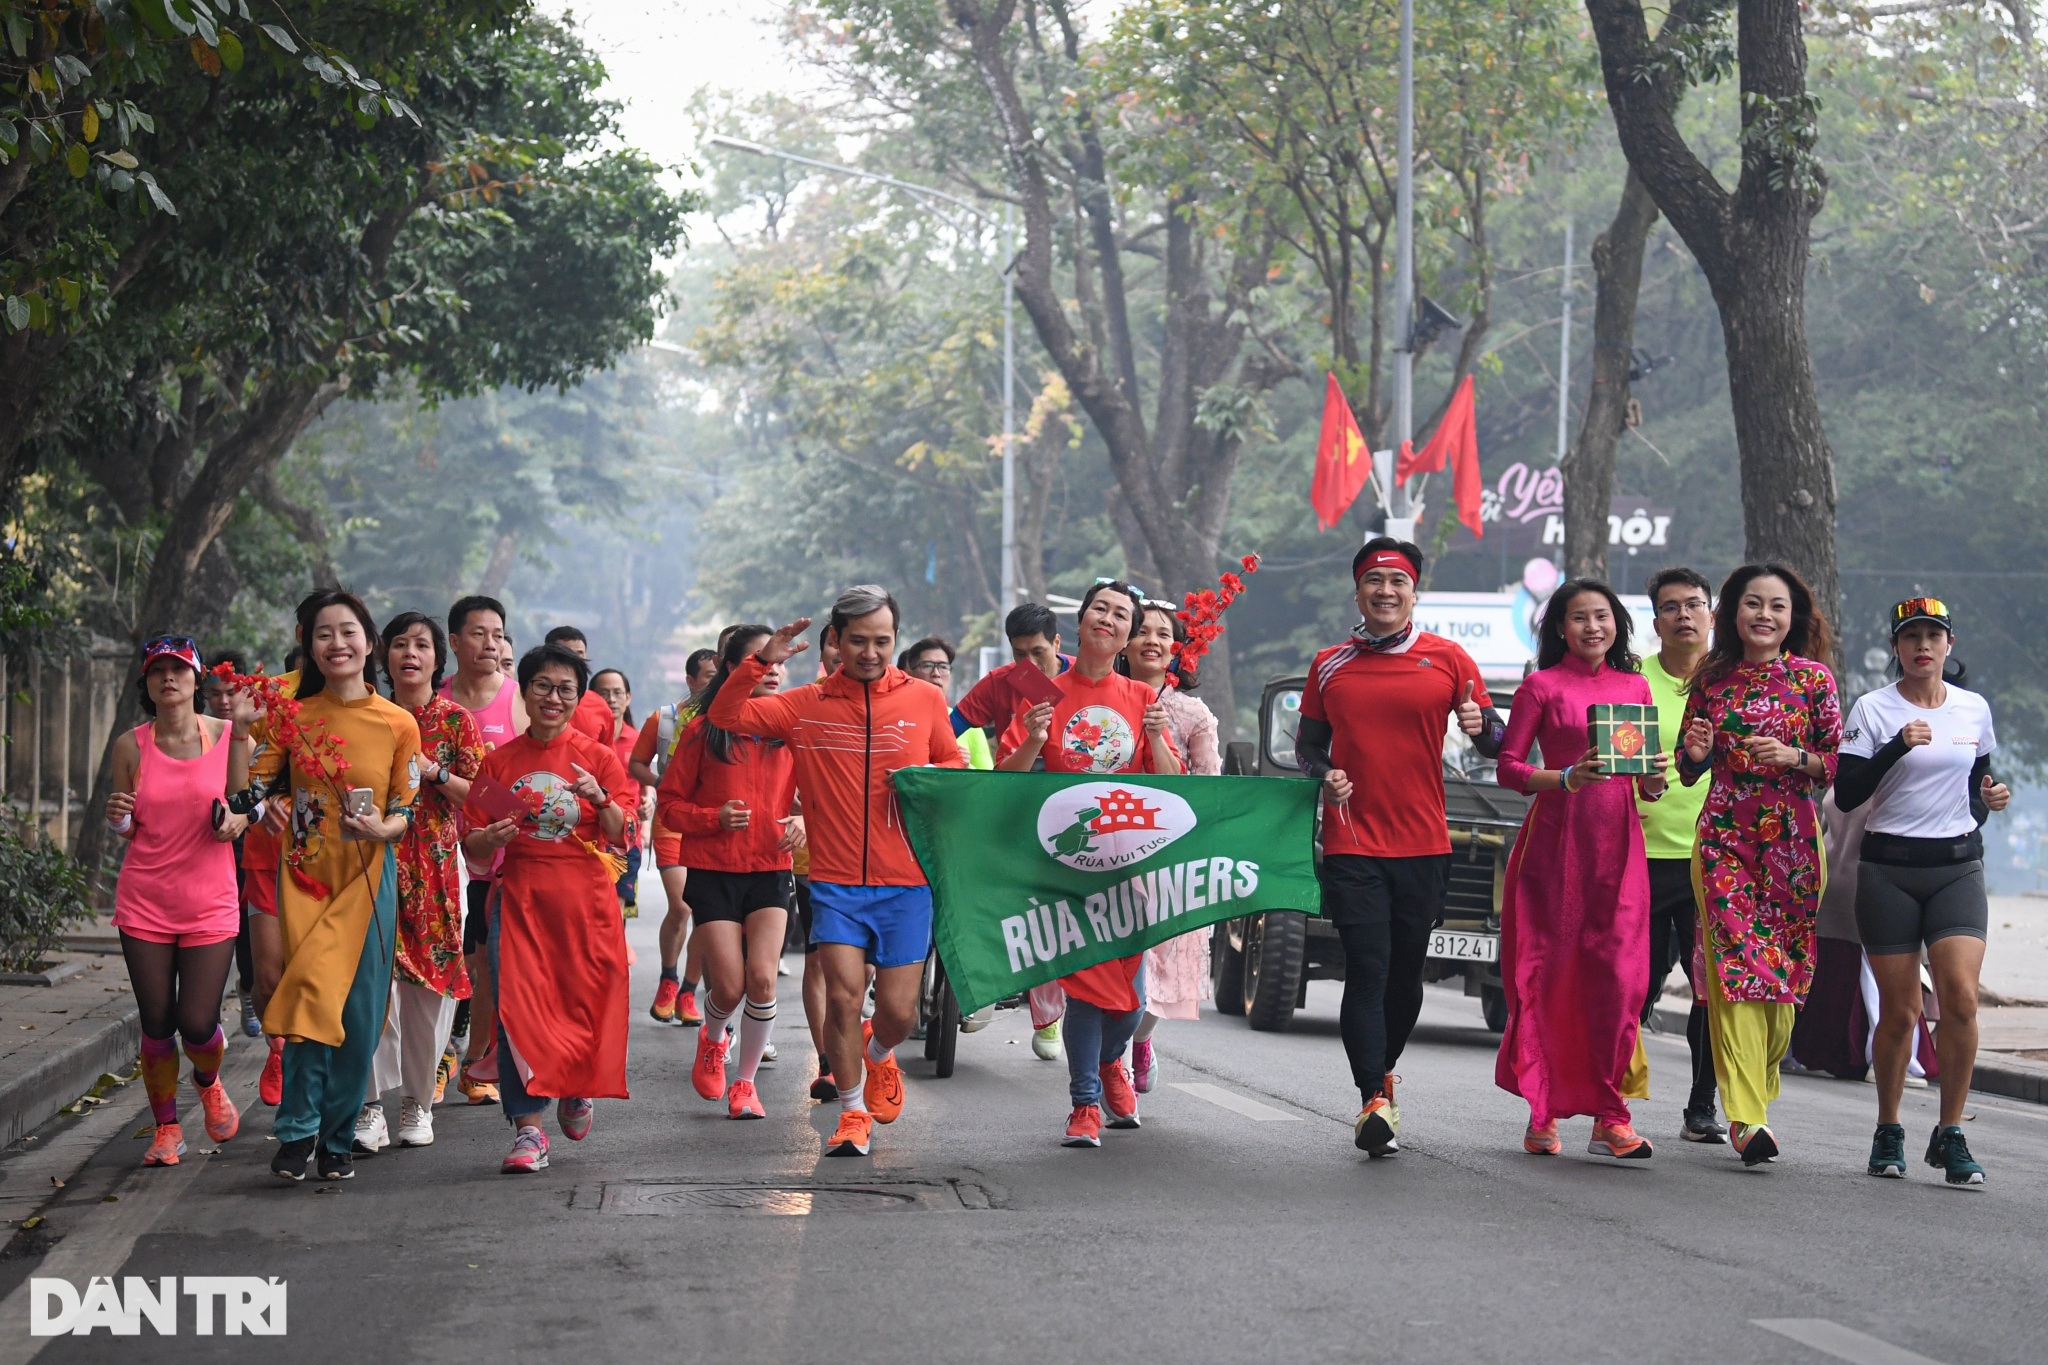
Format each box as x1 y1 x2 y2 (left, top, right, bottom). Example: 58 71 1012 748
1892 597 1949 622
1656 596 1710 616
527 681 580 700
910 659 952 675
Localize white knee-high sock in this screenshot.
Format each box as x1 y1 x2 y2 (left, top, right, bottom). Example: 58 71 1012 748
702 996 735 1045
736 996 777 1082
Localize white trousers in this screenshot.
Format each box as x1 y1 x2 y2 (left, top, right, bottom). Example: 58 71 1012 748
371 979 459 1106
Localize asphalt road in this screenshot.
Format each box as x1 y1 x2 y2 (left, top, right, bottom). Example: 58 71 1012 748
3 909 2045 1365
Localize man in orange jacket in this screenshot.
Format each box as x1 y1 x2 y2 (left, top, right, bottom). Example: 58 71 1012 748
707 585 963 1157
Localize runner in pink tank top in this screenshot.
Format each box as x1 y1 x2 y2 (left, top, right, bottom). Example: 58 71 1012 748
107 637 252 1167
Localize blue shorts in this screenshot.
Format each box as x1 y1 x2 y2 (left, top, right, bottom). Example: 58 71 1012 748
808 882 933 970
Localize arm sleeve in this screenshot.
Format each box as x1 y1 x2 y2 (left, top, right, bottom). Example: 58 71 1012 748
1970 753 1993 827
1833 736 1910 812
385 714 423 814
1677 685 1712 786
1295 716 1334 780
655 728 723 837
704 658 803 740
1492 679 1544 795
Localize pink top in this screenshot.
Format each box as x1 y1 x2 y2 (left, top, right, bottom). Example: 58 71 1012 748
441 673 519 752
113 721 241 943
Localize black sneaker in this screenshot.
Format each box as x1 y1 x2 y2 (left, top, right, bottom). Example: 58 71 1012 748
1733 1122 1778 1167
1680 1108 1728 1144
1925 1124 1984 1187
809 1066 839 1102
316 1148 355 1181
1867 1122 1907 1178
271 1136 316 1182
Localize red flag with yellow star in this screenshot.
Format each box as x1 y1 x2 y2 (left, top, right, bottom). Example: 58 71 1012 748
1311 372 1370 531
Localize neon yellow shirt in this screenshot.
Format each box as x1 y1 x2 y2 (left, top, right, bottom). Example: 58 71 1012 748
1636 652 1707 861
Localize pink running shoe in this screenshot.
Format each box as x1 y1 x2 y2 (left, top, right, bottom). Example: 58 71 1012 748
728 1079 766 1120
260 1037 284 1107
142 1122 186 1167
558 1098 594 1141
1523 1120 1562 1156
1131 1037 1156 1094
501 1126 549 1173
1589 1120 1653 1160
198 1080 240 1143
692 1026 730 1101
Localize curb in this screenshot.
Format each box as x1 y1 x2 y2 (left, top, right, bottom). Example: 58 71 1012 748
1647 1001 2048 1107
0 1005 141 1148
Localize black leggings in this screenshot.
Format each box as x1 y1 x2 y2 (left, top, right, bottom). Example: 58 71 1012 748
1323 854 1448 1105
120 933 238 1044
1644 859 1717 1114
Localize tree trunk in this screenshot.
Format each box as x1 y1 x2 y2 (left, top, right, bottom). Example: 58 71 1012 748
1583 0 1840 616
1560 169 1660 581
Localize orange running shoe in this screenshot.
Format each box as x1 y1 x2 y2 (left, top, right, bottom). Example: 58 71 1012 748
825 1108 873 1157
142 1122 186 1167
1589 1120 1653 1160
260 1037 284 1107
727 1079 765 1120
197 1080 239 1143
863 1049 904 1124
677 988 703 1027
1100 1059 1140 1129
457 1063 500 1106
649 977 681 1023
1062 1104 1103 1148
692 1027 730 1101
433 1045 456 1105
1524 1120 1562 1156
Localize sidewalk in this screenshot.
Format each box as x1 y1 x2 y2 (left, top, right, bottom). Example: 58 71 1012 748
0 949 140 1148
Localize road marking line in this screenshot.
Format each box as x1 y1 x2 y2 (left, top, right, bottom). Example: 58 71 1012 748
1168 1082 1301 1122
1752 1318 1948 1365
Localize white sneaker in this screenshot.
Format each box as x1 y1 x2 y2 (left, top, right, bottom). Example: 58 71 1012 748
395 1097 434 1147
351 1103 389 1155
1032 1020 1063 1061
760 1042 779 1067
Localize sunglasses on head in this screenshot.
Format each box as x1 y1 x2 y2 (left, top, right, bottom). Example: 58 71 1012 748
1892 597 1948 622
1091 576 1147 602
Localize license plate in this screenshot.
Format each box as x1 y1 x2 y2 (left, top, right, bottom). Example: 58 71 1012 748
1428 929 1498 963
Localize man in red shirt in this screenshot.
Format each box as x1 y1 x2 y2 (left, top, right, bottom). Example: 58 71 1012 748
545 626 616 744
1296 537 1502 1156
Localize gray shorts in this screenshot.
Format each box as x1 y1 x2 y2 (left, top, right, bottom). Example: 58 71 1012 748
1854 860 1987 956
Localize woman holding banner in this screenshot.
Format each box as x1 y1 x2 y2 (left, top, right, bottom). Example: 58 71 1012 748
1493 581 1668 1160
998 579 1180 1146
1121 601 1219 1092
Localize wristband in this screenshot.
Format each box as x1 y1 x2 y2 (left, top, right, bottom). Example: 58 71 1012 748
108 812 134 834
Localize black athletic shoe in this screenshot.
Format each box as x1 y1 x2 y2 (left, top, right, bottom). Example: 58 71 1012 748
1867 1122 1907 1177
316 1148 355 1181
1734 1122 1778 1167
809 1065 839 1102
1926 1124 1985 1186
271 1136 315 1182
1680 1108 1728 1144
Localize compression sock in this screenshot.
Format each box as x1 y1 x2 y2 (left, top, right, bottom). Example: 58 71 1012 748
866 1032 894 1066
702 996 735 1044
182 1026 225 1088
139 1034 180 1125
736 996 777 1083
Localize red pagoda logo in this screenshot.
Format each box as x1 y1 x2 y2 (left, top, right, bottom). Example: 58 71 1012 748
1090 789 1161 835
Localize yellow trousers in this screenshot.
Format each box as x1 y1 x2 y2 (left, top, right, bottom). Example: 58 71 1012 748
1704 992 1793 1126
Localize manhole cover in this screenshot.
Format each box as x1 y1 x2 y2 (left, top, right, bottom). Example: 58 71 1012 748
580 1181 990 1215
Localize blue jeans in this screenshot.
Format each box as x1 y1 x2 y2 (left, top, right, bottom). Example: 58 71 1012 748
1064 997 1143 1108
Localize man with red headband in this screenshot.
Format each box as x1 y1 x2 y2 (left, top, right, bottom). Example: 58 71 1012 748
1296 535 1503 1157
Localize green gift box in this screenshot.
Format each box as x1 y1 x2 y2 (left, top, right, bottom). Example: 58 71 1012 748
1587 703 1660 776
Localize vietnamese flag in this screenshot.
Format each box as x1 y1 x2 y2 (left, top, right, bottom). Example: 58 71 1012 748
1394 372 1484 538
1310 372 1370 531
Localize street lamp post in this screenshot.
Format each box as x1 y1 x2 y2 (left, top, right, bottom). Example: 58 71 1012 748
706 135 1021 610
1386 0 1418 544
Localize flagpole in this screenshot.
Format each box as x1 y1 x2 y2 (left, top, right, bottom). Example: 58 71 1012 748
1387 0 1417 542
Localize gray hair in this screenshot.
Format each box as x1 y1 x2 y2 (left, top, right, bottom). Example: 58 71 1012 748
829 584 900 635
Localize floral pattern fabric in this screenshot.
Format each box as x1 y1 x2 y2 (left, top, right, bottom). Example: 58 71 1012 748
1681 655 1842 1006
395 695 485 996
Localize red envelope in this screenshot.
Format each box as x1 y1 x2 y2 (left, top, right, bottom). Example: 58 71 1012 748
469 774 529 826
997 660 1066 708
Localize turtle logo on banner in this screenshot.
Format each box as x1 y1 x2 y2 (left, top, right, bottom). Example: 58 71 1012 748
1035 782 1196 873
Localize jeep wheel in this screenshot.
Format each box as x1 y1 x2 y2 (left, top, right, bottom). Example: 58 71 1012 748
1244 911 1307 1032
1211 921 1247 1017
1481 984 1508 1034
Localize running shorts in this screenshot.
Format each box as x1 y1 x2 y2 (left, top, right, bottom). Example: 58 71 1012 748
686 868 794 926
1854 859 1987 956
245 865 279 918
653 831 684 871
809 882 932 969
462 879 492 955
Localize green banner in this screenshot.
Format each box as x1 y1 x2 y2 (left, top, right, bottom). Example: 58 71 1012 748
893 768 1323 1015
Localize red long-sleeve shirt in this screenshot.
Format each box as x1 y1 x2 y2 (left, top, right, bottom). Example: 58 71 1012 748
654 717 799 873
